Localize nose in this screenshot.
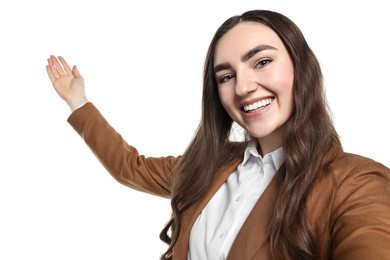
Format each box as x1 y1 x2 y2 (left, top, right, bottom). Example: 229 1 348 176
235 70 258 96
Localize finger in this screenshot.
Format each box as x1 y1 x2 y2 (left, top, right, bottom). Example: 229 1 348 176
58 56 72 74
48 56 60 78
51 55 66 76
46 64 57 83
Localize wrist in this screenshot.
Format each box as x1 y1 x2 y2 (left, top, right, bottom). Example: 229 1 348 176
68 98 89 112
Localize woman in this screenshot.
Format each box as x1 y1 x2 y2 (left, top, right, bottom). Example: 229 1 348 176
46 9 390 260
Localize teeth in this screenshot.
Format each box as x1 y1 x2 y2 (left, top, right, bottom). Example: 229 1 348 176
243 98 273 112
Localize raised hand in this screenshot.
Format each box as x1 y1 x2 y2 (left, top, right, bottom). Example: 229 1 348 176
46 55 89 112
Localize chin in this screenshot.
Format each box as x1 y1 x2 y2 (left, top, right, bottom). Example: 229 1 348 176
247 130 274 139
247 125 283 142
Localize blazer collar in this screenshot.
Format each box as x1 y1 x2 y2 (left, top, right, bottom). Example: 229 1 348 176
173 158 242 259
173 158 282 259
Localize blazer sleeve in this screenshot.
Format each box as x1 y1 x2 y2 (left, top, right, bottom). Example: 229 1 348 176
67 102 178 198
331 156 390 259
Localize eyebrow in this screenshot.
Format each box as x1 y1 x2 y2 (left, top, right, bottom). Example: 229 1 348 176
214 44 277 73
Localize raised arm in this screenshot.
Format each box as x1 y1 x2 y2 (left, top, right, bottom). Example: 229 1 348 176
46 55 175 198
46 55 89 112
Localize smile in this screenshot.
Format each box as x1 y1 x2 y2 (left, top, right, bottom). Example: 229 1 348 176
242 98 274 113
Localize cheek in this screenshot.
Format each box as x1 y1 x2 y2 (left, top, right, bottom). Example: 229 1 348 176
270 69 295 113
218 87 233 107
282 83 294 111
282 82 295 120
272 59 294 89
218 87 238 118
284 72 295 109
273 67 294 98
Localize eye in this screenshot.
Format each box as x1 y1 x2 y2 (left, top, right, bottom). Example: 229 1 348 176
255 58 272 68
217 74 235 84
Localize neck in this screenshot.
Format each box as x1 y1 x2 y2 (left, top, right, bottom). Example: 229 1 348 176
257 130 283 156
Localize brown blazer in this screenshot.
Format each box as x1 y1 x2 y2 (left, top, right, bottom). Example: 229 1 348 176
68 103 390 259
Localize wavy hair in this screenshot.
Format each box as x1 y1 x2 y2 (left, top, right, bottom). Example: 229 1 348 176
160 10 341 259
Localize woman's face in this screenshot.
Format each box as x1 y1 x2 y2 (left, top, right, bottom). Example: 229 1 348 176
214 22 294 154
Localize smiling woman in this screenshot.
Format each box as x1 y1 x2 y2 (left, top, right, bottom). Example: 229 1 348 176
215 22 295 155
46 9 390 260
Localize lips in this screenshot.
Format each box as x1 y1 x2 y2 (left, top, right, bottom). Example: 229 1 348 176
241 98 274 113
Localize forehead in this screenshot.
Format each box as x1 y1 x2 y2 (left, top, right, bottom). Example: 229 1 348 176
215 22 285 62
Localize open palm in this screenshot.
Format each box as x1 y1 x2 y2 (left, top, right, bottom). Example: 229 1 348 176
46 55 88 111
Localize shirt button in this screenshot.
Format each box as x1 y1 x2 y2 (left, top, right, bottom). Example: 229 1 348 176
235 194 243 202
219 230 227 239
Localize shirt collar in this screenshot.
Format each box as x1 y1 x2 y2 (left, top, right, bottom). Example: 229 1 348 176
242 140 285 171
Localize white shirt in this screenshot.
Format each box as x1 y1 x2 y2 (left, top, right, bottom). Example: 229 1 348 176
188 142 285 260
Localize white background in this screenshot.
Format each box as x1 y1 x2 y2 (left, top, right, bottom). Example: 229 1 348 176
1 0 389 259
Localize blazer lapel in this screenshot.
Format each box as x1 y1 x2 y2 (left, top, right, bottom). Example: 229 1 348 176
173 158 242 259
227 171 280 260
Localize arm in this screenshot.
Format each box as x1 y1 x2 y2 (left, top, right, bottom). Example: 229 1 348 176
331 158 390 259
68 102 176 198
46 56 176 198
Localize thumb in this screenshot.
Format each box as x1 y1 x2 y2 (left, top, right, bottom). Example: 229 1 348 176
72 65 82 78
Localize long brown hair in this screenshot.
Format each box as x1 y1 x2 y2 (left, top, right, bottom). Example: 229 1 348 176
160 10 341 259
